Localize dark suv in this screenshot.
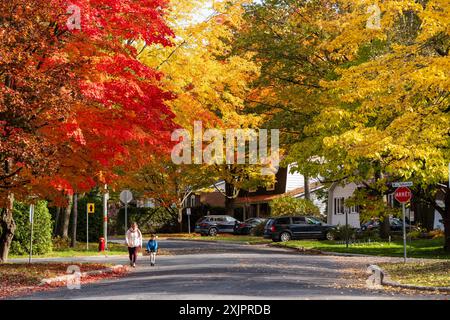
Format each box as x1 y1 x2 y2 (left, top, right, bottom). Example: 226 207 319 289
195 215 239 236
264 216 336 242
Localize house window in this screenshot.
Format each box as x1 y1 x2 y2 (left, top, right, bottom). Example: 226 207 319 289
266 183 275 191
334 197 344 215
349 205 359 214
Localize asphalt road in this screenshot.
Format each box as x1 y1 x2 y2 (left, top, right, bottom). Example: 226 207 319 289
9 239 449 300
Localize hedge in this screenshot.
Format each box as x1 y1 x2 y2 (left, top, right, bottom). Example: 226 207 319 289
9 201 53 255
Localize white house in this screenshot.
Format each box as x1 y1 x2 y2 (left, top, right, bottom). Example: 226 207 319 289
327 182 445 230
327 182 362 228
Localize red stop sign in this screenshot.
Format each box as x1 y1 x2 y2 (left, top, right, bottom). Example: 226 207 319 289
394 186 412 203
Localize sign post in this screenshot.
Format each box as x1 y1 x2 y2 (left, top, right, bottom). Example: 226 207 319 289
394 184 412 263
345 207 349 248
87 203 95 250
186 208 191 234
120 190 133 234
103 185 109 251
29 204 35 264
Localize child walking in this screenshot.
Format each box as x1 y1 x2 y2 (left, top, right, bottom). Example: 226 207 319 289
146 234 158 267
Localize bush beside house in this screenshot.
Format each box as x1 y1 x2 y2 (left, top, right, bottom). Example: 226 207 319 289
270 195 321 217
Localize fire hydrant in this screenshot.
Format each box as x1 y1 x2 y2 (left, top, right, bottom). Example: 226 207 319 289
98 237 105 252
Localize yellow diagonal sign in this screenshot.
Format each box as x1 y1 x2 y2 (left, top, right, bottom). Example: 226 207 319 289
87 203 95 214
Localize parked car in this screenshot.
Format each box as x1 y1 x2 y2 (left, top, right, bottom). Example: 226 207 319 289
360 217 415 233
234 218 267 235
264 216 336 242
195 215 239 236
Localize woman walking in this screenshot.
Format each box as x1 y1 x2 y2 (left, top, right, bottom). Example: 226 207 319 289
126 222 142 268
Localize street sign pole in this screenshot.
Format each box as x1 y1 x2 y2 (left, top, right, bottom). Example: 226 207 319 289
29 204 35 264
120 190 133 234
125 201 128 234
394 184 412 264
187 208 191 234
188 214 191 234
86 207 89 251
402 203 407 263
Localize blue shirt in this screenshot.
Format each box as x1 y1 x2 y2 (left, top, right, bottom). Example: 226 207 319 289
146 239 158 252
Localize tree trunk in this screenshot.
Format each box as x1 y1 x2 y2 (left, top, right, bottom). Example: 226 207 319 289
0 193 15 263
379 215 391 239
71 193 78 248
304 175 311 200
225 182 235 216
55 207 64 238
54 207 61 237
443 190 450 252
61 194 73 238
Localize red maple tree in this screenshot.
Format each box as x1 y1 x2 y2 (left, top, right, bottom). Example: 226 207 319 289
0 0 177 261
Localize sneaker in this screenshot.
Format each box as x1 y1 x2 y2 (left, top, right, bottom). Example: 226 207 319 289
130 262 133 267
133 263 136 268
151 263 154 267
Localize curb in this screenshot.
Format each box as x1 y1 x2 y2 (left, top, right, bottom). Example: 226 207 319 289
39 265 127 286
368 264 450 293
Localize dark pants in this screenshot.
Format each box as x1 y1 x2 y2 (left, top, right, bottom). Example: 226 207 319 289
128 247 138 263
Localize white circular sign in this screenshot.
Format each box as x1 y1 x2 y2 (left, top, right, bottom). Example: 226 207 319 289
120 190 133 204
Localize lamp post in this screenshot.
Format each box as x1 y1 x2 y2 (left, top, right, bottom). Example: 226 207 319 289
29 203 35 264
103 184 109 251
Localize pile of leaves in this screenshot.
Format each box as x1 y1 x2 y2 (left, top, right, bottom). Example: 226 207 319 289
0 263 127 299
380 261 450 288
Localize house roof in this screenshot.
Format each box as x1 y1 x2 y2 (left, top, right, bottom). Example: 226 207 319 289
288 182 324 198
234 182 324 205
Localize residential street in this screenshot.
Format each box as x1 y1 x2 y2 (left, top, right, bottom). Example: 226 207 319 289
9 239 449 300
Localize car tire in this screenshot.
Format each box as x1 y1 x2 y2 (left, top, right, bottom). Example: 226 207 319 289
280 232 291 242
208 227 218 237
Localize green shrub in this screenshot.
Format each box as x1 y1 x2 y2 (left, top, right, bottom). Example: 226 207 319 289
270 196 320 217
330 224 357 241
356 228 382 241
52 236 70 250
9 201 53 255
73 196 105 242
251 221 266 236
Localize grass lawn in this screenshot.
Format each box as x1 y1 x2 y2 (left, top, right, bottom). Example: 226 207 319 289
379 261 450 287
0 262 117 298
10 242 129 259
274 238 450 260
156 233 271 244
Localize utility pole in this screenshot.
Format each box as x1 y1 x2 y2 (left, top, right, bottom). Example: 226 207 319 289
29 204 35 264
103 184 109 250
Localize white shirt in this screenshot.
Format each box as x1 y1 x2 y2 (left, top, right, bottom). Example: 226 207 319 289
126 228 142 248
